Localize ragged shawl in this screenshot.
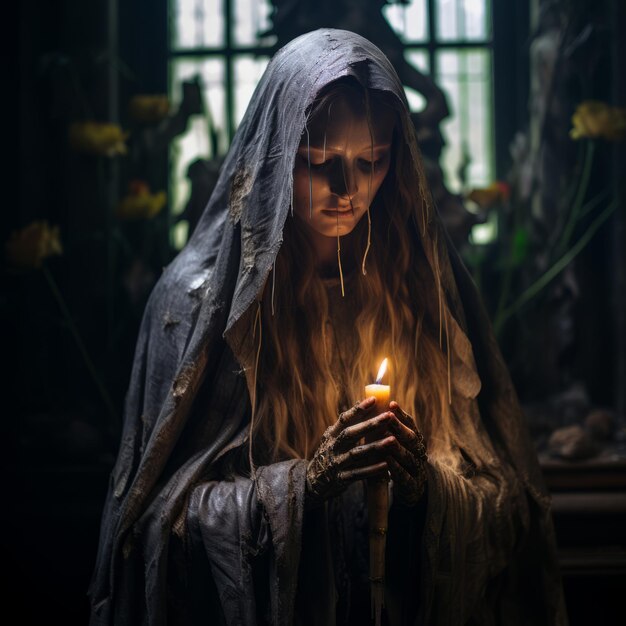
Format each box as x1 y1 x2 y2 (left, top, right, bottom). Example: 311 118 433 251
89 28 568 625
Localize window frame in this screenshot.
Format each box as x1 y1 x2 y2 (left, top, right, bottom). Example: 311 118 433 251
164 0 528 228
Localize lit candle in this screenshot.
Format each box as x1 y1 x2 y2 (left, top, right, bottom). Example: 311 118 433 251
365 357 390 413
364 358 390 626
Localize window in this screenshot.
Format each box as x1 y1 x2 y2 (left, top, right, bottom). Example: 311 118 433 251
168 0 274 247
168 0 494 247
384 0 495 243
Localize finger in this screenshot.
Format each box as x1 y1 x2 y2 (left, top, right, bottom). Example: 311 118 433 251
338 461 388 484
382 434 420 475
329 397 376 437
387 456 424 506
389 401 419 432
334 411 393 452
386 414 425 458
334 434 399 470
386 455 415 490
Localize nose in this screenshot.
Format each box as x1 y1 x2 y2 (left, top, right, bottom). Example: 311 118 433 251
328 159 358 199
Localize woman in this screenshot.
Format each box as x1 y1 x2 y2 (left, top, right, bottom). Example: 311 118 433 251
89 29 567 625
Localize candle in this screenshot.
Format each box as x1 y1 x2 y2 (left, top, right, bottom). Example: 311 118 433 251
365 357 390 412
364 358 390 626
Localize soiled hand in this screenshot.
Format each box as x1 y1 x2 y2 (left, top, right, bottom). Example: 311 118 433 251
305 397 428 509
386 401 428 507
305 397 389 508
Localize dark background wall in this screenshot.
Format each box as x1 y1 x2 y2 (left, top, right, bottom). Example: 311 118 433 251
6 1 144 622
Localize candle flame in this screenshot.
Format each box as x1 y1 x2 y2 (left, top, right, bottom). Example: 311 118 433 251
375 358 388 384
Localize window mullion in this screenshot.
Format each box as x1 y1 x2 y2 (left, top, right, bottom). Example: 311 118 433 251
427 0 437 75
225 0 234 143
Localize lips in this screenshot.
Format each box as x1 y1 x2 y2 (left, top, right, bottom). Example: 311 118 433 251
321 208 354 220
325 205 358 214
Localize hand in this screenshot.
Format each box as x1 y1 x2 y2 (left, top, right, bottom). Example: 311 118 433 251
305 397 394 508
384 401 428 507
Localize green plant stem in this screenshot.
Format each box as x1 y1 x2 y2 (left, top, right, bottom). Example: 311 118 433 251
43 266 119 427
579 188 610 220
556 140 595 258
493 198 521 335
494 200 617 335
493 247 514 334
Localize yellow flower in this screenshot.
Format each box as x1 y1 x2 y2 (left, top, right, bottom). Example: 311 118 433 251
115 180 167 220
570 101 626 141
467 181 510 209
5 221 63 270
69 121 129 156
128 95 170 123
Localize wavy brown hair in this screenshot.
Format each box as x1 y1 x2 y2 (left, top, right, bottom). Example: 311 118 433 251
249 79 459 467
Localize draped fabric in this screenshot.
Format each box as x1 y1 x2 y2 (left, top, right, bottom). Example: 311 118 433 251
89 29 567 625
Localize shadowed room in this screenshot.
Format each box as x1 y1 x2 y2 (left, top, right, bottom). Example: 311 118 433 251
6 1 626 624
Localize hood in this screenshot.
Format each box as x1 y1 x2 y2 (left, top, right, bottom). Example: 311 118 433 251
89 29 554 625
190 28 411 334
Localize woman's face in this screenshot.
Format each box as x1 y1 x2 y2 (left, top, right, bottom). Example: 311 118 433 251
293 93 396 245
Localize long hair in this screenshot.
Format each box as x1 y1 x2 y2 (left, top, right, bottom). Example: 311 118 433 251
249 79 459 467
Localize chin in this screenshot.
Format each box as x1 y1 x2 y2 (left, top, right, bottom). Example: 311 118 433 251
294 209 365 239
315 222 357 238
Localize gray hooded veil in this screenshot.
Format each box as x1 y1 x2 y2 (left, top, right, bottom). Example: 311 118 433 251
89 29 567 626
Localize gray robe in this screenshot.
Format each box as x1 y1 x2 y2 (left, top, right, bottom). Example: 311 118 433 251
89 28 568 626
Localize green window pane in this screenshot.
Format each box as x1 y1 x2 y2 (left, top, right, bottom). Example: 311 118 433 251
436 0 491 42
170 0 224 49
234 55 270 127
404 50 430 112
233 0 273 46
169 58 226 248
435 48 493 193
383 0 428 43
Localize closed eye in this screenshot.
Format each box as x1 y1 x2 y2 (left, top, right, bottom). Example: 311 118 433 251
358 154 389 170
299 154 332 169
298 153 389 170
358 158 383 168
